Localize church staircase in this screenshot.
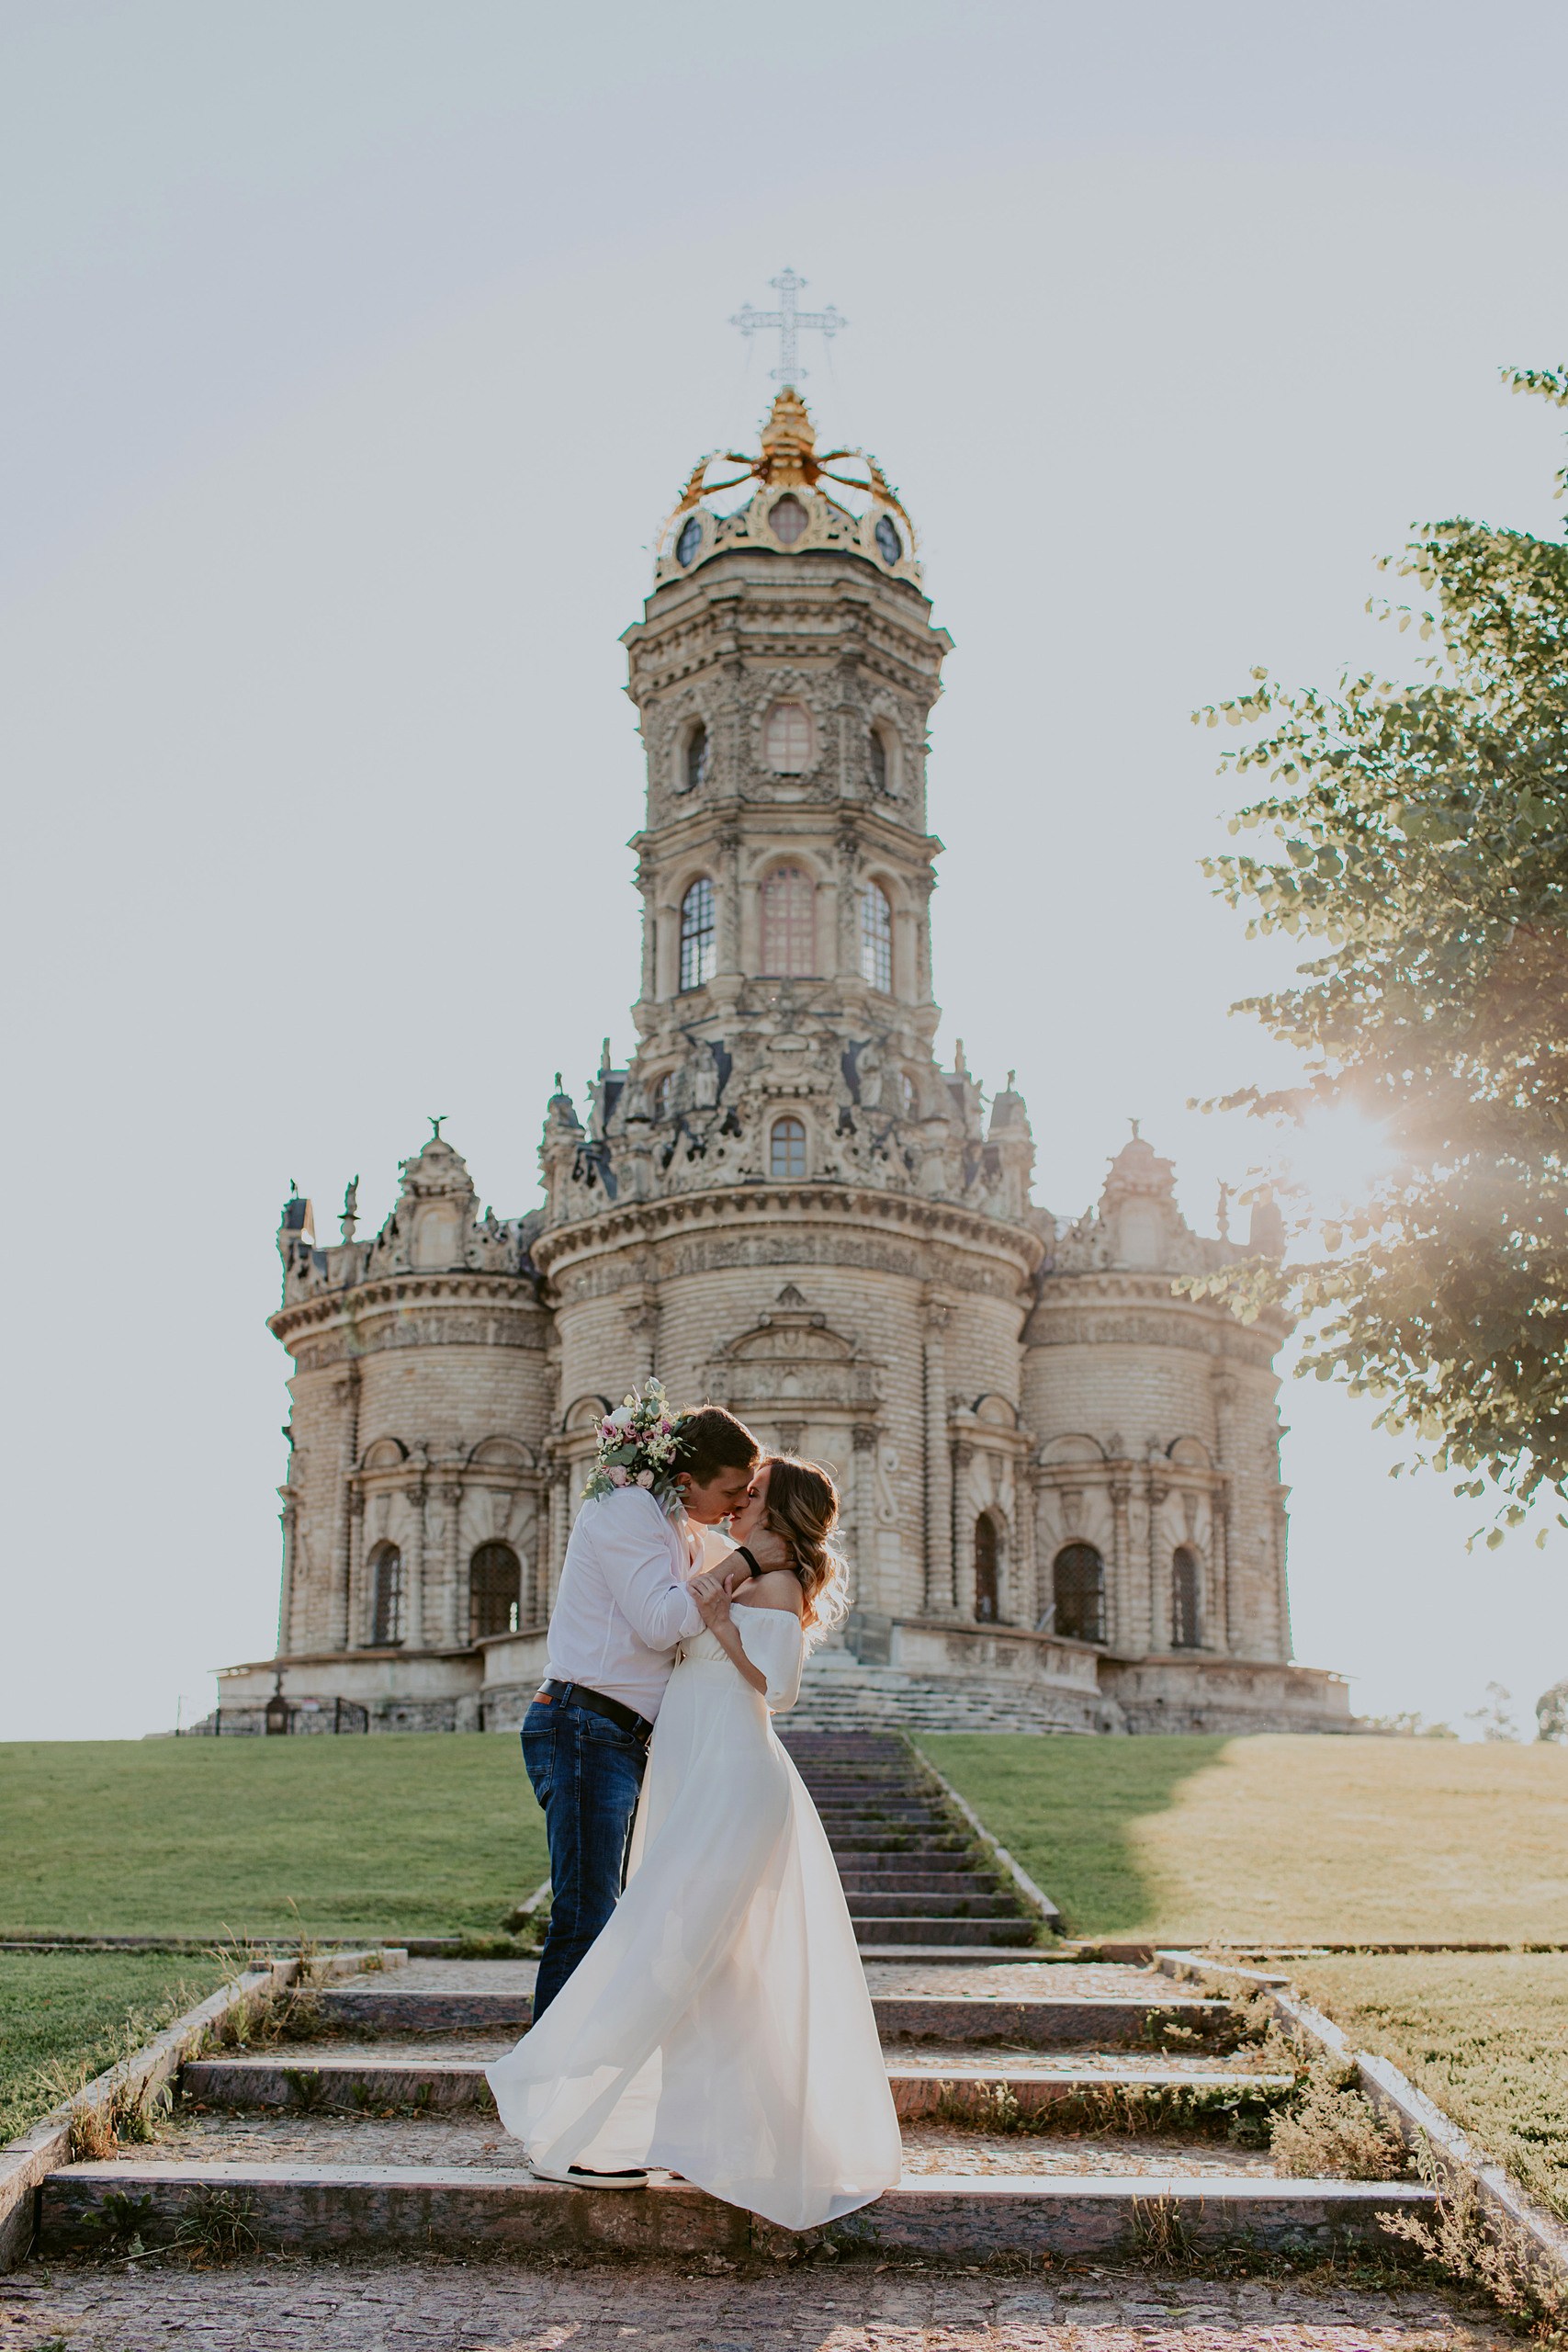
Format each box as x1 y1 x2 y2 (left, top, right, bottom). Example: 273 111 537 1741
20 1748 1430 2267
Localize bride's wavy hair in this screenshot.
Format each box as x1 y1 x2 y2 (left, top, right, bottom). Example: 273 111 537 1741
756 1456 851 1651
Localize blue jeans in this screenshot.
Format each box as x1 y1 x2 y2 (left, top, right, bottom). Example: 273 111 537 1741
521 1696 648 2021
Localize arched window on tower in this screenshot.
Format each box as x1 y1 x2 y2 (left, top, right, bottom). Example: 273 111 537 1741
684 722 710 795
1053 1543 1105 1645
974 1511 999 1623
860 881 893 992
368 1543 404 1647
1171 1547 1202 1649
763 701 813 772
760 866 816 976
469 1542 523 1642
679 877 716 992
770 1116 807 1180
867 727 887 794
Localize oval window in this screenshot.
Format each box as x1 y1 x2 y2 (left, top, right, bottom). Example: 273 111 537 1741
675 514 703 567
874 514 902 565
770 495 809 546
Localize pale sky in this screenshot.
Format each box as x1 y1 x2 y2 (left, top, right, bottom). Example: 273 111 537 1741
4 0 1567 1743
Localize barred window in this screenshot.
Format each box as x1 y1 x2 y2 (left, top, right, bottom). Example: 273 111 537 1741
975 1512 999 1624
1054 1543 1105 1645
860 881 893 991
770 1117 807 1181
1171 1547 1202 1649
369 1543 404 1647
679 877 716 992
470 1542 523 1642
760 865 816 976
763 700 812 772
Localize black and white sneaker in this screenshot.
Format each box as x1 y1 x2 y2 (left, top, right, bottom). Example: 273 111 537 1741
529 2161 649 2189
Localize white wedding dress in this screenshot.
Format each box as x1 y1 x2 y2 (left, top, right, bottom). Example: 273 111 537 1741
486 1602 902 2231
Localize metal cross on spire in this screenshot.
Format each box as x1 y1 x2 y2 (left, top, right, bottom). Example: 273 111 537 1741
730 267 846 384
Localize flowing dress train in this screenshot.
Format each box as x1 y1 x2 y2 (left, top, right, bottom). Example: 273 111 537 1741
486 1606 902 2231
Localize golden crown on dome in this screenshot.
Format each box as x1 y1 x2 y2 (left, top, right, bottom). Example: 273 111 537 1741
652 388 921 589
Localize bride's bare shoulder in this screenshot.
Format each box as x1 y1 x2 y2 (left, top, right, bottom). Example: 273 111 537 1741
734 1567 804 1619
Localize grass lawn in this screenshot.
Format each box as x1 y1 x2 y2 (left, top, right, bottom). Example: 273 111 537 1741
0 1950 230 2144
1 1736 547 1942
1290 1952 1568 2222
918 1733 1568 1945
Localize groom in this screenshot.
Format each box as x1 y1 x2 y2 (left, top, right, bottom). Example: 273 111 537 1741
523 1402 772 2030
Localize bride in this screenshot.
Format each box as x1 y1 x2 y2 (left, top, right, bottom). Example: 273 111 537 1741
486 1454 902 2231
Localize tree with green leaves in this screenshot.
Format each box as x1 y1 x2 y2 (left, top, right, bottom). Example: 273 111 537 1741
1190 367 1568 1547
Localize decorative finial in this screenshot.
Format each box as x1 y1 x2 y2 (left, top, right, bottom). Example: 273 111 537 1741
730 266 846 385
1007 1069 1017 1091
428 1114 446 1142
1129 1117 1141 1141
1216 1179 1232 1241
340 1174 360 1242
954 1039 967 1074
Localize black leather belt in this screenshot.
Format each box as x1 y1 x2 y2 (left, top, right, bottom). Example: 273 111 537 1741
536 1679 653 1747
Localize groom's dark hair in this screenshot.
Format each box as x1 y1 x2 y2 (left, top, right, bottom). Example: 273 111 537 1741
671 1403 759 1487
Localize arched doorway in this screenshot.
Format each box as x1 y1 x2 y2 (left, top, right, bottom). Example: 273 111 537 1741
974 1512 999 1623
469 1541 523 1642
1053 1543 1105 1644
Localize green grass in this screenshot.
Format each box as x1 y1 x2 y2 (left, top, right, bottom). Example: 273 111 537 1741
0 1950 229 2144
918 1733 1568 1945
0 1736 547 1942
1289 1952 1568 2222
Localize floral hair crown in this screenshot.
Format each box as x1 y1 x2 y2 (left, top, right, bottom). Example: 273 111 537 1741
582 1376 688 1515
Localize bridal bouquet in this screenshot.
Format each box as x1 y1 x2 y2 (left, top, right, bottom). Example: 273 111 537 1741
582 1376 687 1513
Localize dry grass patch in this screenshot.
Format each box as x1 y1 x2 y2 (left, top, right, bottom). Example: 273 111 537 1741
1290 1951 1568 2224
919 1733 1568 1943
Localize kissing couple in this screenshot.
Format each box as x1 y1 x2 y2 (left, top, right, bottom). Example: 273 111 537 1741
485 1380 900 2231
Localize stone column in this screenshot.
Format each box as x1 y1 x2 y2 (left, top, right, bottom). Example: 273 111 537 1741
330 1368 360 1650
851 1423 879 1613
1107 1471 1131 1651
951 1440 975 1619
1212 1374 1239 1651
441 1481 463 1648
716 821 742 978
1146 1472 1169 1650
922 1302 953 1614
1015 1447 1038 1627
635 849 658 1002
547 1464 571 1617
406 1472 428 1649
836 820 859 980
346 1489 367 1646
276 1490 298 1656
1212 1477 1233 1653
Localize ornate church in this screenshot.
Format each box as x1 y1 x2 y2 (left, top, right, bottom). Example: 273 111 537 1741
218 382 1349 1738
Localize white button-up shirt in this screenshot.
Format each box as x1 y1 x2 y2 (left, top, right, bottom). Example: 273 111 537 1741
543 1488 711 1722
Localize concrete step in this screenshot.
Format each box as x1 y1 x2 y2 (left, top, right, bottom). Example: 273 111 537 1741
38 2159 1429 2261
848 1892 1019 1919
181 2052 1298 2128
313 1984 1228 2047
839 1871 1003 1896
829 1835 970 1856
849 1916 1037 1947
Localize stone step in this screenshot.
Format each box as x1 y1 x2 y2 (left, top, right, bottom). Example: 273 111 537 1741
829 1835 970 1856
181 2052 1297 2127
38 2159 1429 2261
850 1916 1035 1948
839 1871 1003 1896
848 1892 1019 1919
312 1984 1227 2046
